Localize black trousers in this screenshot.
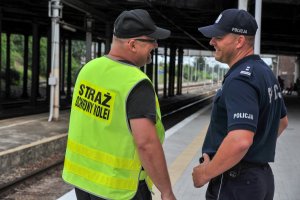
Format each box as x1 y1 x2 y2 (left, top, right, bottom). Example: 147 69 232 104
75 180 152 200
206 163 274 200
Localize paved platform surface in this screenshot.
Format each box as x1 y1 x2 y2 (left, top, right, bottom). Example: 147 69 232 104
58 95 300 200
0 111 69 152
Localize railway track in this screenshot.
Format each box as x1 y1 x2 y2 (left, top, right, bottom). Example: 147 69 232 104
0 159 65 197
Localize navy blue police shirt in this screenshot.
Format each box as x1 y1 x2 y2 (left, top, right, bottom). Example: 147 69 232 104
202 55 287 163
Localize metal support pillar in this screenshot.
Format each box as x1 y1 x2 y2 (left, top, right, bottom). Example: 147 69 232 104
22 34 29 98
46 29 52 102
97 41 102 57
105 23 112 54
154 48 158 93
238 0 248 10
238 0 261 55
217 66 220 84
0 9 2 99
295 56 299 81
31 22 40 105
204 64 207 85
296 56 300 96
177 47 184 95
60 38 66 95
254 0 262 54
85 16 93 62
211 65 214 87
5 32 11 98
146 52 154 81
168 45 176 97
276 56 280 77
66 38 72 101
48 0 62 121
163 45 168 98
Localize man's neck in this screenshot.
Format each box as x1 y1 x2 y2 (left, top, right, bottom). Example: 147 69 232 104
229 48 254 68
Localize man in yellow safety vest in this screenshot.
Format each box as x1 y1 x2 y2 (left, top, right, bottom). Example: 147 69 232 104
62 9 176 200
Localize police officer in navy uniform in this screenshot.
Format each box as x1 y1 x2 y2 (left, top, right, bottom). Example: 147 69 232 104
192 9 288 200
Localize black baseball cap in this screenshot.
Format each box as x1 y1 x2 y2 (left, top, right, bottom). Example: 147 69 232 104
113 9 171 39
198 9 258 38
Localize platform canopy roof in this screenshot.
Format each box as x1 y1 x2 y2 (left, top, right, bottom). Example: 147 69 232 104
1 0 300 55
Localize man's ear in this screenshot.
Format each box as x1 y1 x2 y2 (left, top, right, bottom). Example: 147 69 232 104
236 35 246 49
127 39 137 53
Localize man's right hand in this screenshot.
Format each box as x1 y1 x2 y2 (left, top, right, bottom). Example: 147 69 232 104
161 191 176 200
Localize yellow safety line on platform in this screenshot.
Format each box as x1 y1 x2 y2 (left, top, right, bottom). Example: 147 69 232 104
152 124 208 199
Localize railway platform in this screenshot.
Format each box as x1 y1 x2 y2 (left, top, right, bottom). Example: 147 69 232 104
0 90 214 195
58 94 300 200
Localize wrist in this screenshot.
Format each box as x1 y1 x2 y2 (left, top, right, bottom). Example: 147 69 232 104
203 163 213 181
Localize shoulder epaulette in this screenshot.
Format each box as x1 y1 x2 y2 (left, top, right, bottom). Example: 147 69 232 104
239 65 253 77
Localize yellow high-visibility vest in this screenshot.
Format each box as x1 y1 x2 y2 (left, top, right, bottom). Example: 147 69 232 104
62 56 165 200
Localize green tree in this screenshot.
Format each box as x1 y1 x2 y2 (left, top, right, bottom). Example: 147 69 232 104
195 56 205 71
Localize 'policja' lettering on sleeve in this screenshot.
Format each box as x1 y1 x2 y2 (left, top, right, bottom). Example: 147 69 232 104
268 84 282 103
73 81 116 123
